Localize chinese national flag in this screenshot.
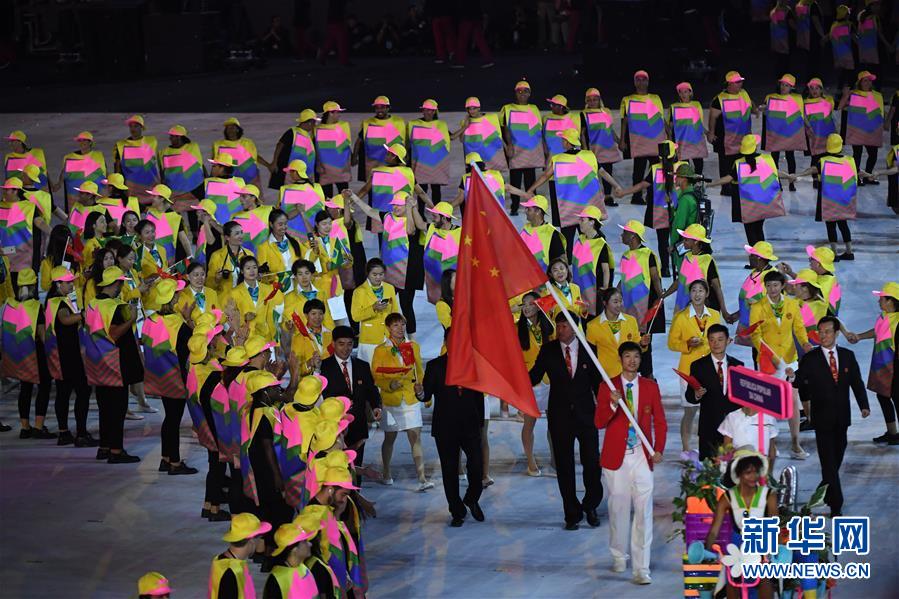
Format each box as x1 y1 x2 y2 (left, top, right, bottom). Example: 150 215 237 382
446 168 548 417
758 341 780 375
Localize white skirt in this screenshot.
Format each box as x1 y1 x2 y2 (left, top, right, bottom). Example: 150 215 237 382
533 382 550 413
383 402 423 432
679 378 695 408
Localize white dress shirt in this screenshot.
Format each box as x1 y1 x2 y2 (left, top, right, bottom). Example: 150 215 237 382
561 337 579 375
711 355 728 394
340 357 354 392
822 344 839 371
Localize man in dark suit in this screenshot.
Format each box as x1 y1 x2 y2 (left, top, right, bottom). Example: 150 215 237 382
685 324 743 460
320 326 381 469
419 329 485 527
796 316 870 516
529 313 603 530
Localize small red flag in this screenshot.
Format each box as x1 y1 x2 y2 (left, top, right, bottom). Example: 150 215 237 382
641 300 662 327
534 294 557 314
69 236 84 264
397 341 416 366
737 320 764 338
758 341 780 375
291 312 310 338
376 366 413 375
672 368 703 391
807 329 821 345
156 267 178 280
263 280 282 304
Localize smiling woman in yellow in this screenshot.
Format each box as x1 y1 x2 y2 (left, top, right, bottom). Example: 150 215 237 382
351 257 398 364
586 287 644 379
222 255 282 341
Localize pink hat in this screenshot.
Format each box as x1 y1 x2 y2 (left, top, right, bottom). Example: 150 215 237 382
420 99 438 110
389 194 408 206
676 82 693 93
465 97 481 108
807 77 824 89
634 70 649 80
725 70 745 83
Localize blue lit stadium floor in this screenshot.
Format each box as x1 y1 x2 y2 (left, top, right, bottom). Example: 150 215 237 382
0 113 897 597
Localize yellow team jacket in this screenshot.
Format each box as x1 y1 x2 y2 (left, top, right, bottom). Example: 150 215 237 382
292 328 334 376
668 306 723 372
351 281 398 346
206 246 254 294
223 281 282 341
586 313 642 379
435 300 452 330
174 285 220 322
372 340 424 407
283 285 336 332
256 237 302 280
750 295 808 364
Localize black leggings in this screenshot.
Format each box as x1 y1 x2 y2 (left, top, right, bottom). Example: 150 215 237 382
852 145 879 175
398 286 417 334
95 385 128 450
656 227 671 275
161 397 187 462
320 181 349 198
691 158 704 175
638 339 654 378
744 220 766 245
632 157 650 200
509 167 537 212
771 151 796 174
825 220 852 243
55 379 91 435
18 381 51 421
877 393 899 425
206 450 227 505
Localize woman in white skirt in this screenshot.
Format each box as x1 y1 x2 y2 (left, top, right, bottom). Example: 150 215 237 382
371 312 433 492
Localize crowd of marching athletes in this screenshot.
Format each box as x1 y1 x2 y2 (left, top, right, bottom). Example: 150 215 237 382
1 65 898 596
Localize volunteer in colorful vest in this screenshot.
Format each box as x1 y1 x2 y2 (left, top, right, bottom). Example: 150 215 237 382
352 96 406 183
793 133 858 260
762 73 806 192
224 255 282 342
850 282 899 445
779 245 843 316
278 159 325 238
408 98 452 205
207 221 253 294
838 70 883 185
707 134 789 248
52 130 107 211
203 153 247 242
268 108 317 192
160 124 205 221
803 77 838 181
619 70 665 205
586 286 647 379
705 450 778 598
263 516 322 599
668 278 722 452
256 209 302 292
526 128 619 250
0 176 50 291
707 71 756 197
613 140 684 278
827 5 856 89
795 1 826 81
571 205 613 316
233 184 273 253
302 209 351 312
371 312 432 491
146 183 192 265
314 101 353 198
735 241 778 345
1 268 55 439
857 1 887 77
136 570 171 598
518 194 565 272
422 201 460 305
515 292 554 475
594 342 666 586
501 80 544 215
350 257 397 364
870 120 899 213
667 82 708 176
86 266 143 463
450 152 507 213
543 94 582 164
21 161 62 227
214 117 271 197
749 270 813 459
581 87 623 207
769 1 793 75
664 224 730 321
353 144 428 227
142 278 198 476
617 219 665 378
113 115 160 201
4 129 49 192
451 96 508 174
209 512 272 599
327 192 367 319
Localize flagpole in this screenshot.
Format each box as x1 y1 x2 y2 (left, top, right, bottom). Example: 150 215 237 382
544 282 655 454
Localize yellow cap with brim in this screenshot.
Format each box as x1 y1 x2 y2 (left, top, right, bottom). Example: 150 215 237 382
322 100 346 113
271 522 318 557
221 347 249 368
98 267 130 287
246 370 281 395
283 159 308 178
521 195 549 213
514 81 530 91
222 513 272 543
2 177 23 190
778 73 796 87
385 143 406 164
788 268 820 288
730 447 769 481
420 99 439 110
137 572 172 597
740 134 759 155
725 71 745 83
745 241 778 262
151 278 185 307
191 199 218 216
74 180 99 195
148 184 173 202
51 266 76 282
464 152 483 165
678 223 711 244
23 164 41 182
426 201 455 220
241 184 260 198
585 87 601 98
188 332 209 364
371 95 391 106
244 335 275 359
208 153 236 168
836 5 850 20
294 374 327 406
546 94 568 108
103 173 128 191
6 130 26 143
873 281 899 301
223 117 241 127
618 219 647 242
577 205 604 223
825 133 843 154
556 128 581 147
465 96 481 108
296 109 318 123
857 70 876 82
125 115 145 127
17 268 37 286
806 245 835 272
325 195 344 210
74 131 94 142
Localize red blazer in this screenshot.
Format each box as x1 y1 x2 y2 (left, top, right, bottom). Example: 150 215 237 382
594 375 667 471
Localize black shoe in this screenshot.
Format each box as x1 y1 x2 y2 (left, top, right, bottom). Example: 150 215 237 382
107 451 140 464
201 508 211 519
464 499 485 522
158 459 171 473
510 209 519 216
208 510 232 522
867 179 880 185
873 432 891 443
450 517 464 527
630 196 646 205
57 431 75 446
0 422 11 432
661 269 671 279
799 419 815 432
838 252 854 261
789 182 796 192
252 553 265 564
605 199 619 207
19 428 32 439
743 264 753 269
96 448 110 460
168 462 199 475
586 509 600 528
31 426 57 440
75 433 99 448
889 434 899 446
564 521 579 531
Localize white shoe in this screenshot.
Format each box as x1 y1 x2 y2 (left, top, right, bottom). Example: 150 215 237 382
125 411 144 421
611 558 626 573
459 474 468 485
482 477 494 488
632 573 652 585
790 448 809 460
381 477 394 486
417 480 435 492
138 404 159 413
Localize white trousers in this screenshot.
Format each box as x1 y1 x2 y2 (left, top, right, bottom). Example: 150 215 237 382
602 449 654 577
356 343 378 365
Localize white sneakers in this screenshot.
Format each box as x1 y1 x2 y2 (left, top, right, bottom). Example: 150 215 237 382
632 573 652 585
611 558 626 573
417 480 435 492
790 447 810 460
611 559 651 585
381 477 394 486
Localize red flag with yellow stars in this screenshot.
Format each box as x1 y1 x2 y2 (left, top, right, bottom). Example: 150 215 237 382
446 168 548 417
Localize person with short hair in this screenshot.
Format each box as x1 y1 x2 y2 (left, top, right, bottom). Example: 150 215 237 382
595 341 666 585
209 513 272 599
351 257 398 364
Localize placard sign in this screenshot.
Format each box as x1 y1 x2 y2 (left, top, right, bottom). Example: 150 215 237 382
728 365 793 419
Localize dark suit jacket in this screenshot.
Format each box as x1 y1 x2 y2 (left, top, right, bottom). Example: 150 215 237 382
529 339 602 427
320 355 381 447
421 354 484 438
797 346 869 430
686 354 743 438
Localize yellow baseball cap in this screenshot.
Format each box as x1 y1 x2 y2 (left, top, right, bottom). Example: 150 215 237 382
788 268 820 288
23 164 41 183
137 571 171 597
98 266 130 287
807 77 824 89
745 241 778 262
546 94 568 107
618 219 647 242
221 347 249 368
873 281 899 301
778 73 796 87
678 223 711 244
322 100 346 113
17 268 37 286
151 278 185 307
806 245 835 271
385 143 407 164
465 96 481 108
825 133 843 155
188 332 209 364
585 87 601 98
740 134 759 155
167 124 188 137
420 99 439 110
312 450 359 490
725 70 745 83
223 117 241 127
390 191 410 206
426 201 455 220
325 194 344 209
241 184 260 198
222 512 272 543
372 95 391 106
296 109 318 123
271 521 319 557
125 114 145 127
521 194 549 213
6 130 26 143
464 152 484 165
148 184 173 202
244 335 275 359
246 370 281 395
577 205 604 223
835 5 850 19
208 153 236 168
103 173 128 191
74 131 94 142
284 159 308 178
190 199 218 216
556 128 581 147
514 80 531 91
74 180 100 195
1 177 23 190
294 374 327 406
51 266 76 282
857 70 876 82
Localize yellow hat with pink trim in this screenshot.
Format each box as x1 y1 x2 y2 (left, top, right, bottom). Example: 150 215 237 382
678 223 711 244
222 512 272 543
514 80 530 91
618 219 646 242
372 95 391 106
74 131 94 142
556 128 581 147
806 245 835 272
521 194 548 213
577 205 604 223
426 201 455 220
322 100 346 113
744 241 778 262
546 94 568 108
788 268 820 288
272 521 319 557
873 282 899 300
125 114 145 127
6 130 26 142
137 571 171 597
465 96 481 108
585 87 601 98
420 99 439 110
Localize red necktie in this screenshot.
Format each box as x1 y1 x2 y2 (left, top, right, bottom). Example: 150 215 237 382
717 360 724 387
829 350 838 383
342 361 352 391
565 345 573 377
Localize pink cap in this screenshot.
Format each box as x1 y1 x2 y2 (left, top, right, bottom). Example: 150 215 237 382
676 82 692 93
324 199 340 209
389 195 407 206
420 99 438 110
634 70 649 80
465 97 481 108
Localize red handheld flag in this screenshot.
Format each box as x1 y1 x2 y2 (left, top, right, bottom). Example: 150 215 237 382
737 320 764 338
534 294 557 314
291 312 311 338
672 368 703 391
758 341 780 375
376 366 413 375
641 300 662 327
446 168 549 418
397 341 416 366
264 280 282 304
807 329 821 345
